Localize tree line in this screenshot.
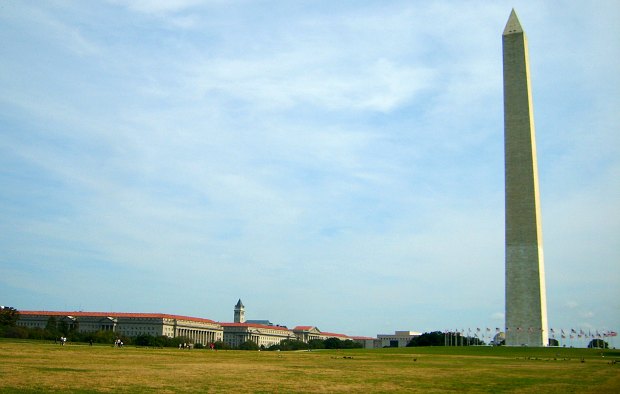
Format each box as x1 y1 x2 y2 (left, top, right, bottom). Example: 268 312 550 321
406 331 485 347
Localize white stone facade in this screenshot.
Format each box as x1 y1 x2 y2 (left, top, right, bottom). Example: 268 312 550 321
292 326 322 342
502 9 549 347
377 331 421 348
17 311 223 345
221 323 295 348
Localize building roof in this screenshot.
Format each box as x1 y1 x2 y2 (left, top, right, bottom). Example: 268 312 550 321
18 310 218 324
235 299 244 308
320 331 351 339
293 326 317 331
220 322 291 332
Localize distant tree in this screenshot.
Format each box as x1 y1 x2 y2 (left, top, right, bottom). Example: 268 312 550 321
407 331 486 347
587 339 609 349
468 336 486 346
324 337 342 349
169 336 191 348
407 331 444 347
279 339 308 351
45 316 59 337
213 341 230 350
151 336 169 347
340 339 362 349
0 307 19 327
3 326 29 339
88 330 120 344
239 340 259 350
58 320 69 336
308 339 325 349
28 327 48 340
134 334 154 347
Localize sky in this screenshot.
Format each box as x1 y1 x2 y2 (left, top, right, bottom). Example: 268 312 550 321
0 1 618 338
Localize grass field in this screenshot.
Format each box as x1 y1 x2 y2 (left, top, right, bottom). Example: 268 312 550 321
1 339 619 393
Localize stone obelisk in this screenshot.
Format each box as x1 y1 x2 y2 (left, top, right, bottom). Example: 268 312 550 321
503 9 548 347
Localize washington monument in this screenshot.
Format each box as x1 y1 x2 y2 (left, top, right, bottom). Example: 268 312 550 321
503 9 549 347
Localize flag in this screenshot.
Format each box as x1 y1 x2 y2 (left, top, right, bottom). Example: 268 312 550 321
610 331 618 337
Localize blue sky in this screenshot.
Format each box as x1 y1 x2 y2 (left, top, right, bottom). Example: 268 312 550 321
1 1 618 338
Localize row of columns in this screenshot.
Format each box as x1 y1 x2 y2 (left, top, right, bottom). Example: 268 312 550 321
176 327 221 345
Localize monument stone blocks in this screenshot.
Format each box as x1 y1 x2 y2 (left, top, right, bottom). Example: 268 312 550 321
503 9 549 347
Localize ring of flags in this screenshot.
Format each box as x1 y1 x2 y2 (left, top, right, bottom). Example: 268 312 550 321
441 327 617 346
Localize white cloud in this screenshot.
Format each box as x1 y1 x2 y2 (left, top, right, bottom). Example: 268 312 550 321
107 0 206 15
1 0 618 335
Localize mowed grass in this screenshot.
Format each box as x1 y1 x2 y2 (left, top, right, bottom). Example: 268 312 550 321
1 339 619 393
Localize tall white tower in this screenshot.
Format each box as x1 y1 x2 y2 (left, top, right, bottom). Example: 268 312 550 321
234 299 245 323
503 9 549 347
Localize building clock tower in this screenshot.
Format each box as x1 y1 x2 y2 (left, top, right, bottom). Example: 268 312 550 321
234 299 245 323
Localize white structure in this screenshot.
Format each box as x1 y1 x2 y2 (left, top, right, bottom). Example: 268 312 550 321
233 299 245 323
17 311 223 345
351 336 377 349
293 326 323 343
377 331 421 348
503 9 549 347
221 323 294 348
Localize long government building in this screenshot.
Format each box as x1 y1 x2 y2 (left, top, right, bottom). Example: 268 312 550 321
15 300 390 349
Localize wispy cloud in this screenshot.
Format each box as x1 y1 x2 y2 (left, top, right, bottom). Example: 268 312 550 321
1 0 618 336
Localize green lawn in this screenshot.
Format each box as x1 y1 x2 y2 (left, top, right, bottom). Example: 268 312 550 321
1 339 618 393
